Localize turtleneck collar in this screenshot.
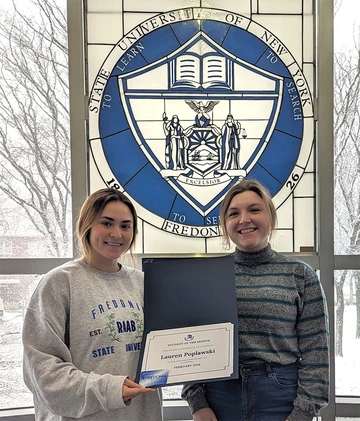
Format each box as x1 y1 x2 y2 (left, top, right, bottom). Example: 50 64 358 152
233 243 276 266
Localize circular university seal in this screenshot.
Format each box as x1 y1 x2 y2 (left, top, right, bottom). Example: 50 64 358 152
89 8 313 238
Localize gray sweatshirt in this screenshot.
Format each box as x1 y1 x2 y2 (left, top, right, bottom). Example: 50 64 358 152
22 259 163 421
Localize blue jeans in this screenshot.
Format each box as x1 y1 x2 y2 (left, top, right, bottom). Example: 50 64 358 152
205 362 299 421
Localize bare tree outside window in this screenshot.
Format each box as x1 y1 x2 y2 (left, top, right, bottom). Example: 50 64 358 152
0 0 71 258
0 0 70 410
333 0 360 398
334 22 360 358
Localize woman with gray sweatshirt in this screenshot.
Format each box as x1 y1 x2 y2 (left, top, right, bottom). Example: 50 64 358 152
22 188 163 421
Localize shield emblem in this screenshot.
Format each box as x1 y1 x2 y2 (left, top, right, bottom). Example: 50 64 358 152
116 33 282 216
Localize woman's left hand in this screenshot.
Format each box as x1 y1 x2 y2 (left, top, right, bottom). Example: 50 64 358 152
122 378 154 403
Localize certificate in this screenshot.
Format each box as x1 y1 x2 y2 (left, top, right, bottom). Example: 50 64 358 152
139 323 234 387
135 256 238 386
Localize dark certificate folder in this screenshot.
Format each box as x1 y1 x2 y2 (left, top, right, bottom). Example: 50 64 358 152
135 255 239 387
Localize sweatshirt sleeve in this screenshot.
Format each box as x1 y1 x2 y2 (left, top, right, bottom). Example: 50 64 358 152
181 383 209 415
288 264 330 421
22 270 129 418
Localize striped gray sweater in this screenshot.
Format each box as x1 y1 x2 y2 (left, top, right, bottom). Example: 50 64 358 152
182 245 329 421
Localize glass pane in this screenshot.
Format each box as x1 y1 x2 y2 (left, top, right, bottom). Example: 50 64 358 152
335 270 360 397
87 0 316 254
163 385 182 400
0 0 71 258
0 274 42 409
334 0 360 255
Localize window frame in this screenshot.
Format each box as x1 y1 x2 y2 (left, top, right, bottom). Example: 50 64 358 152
1 0 359 419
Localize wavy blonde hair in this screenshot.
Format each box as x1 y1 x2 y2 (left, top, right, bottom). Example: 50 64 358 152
219 179 277 249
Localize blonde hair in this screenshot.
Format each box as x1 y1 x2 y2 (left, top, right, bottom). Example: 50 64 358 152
76 188 138 260
219 179 277 248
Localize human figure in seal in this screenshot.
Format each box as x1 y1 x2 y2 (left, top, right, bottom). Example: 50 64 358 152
218 114 242 170
163 113 188 170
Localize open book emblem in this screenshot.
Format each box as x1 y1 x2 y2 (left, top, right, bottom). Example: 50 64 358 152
117 33 282 216
171 46 231 91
